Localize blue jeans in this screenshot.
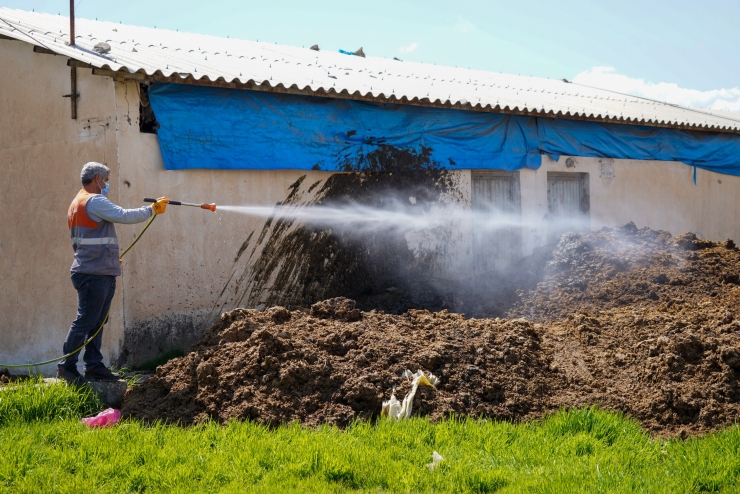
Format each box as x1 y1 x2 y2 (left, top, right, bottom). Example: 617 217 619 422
58 273 116 372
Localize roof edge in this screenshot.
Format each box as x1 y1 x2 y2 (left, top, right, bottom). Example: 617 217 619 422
90 66 740 136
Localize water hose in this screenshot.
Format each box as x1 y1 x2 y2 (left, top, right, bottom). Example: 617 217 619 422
0 214 158 370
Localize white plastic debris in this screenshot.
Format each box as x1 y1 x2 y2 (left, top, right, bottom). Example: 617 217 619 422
381 369 439 420
383 394 402 419
413 369 439 388
426 451 444 472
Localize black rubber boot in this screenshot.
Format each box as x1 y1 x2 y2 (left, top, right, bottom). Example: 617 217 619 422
57 368 88 386
84 365 121 382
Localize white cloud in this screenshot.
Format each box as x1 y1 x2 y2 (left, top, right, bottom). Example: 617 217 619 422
573 66 740 112
399 42 419 54
455 17 476 34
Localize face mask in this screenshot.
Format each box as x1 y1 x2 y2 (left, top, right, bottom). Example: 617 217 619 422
98 176 110 196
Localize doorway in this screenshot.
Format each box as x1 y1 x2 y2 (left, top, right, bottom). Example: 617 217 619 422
547 172 590 241
471 171 522 273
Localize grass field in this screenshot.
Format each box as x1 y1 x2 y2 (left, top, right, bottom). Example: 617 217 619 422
1 378 739 493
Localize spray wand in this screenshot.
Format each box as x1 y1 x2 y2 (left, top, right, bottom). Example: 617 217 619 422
143 197 217 212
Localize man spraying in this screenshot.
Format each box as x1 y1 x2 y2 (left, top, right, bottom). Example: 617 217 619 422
58 162 169 385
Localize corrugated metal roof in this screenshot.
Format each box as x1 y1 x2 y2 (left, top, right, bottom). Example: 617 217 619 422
2 8 739 134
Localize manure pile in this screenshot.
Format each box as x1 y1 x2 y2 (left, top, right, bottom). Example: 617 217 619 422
123 224 740 436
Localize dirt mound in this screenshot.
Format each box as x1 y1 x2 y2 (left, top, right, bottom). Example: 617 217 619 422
544 297 740 437
123 225 740 437
123 301 740 436
511 223 740 322
309 297 362 322
123 304 554 428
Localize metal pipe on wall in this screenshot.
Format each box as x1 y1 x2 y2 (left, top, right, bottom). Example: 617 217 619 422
69 0 75 46
70 66 77 119
69 0 77 118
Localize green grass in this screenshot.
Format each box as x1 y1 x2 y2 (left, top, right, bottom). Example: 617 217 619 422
1 381 740 493
0 377 101 424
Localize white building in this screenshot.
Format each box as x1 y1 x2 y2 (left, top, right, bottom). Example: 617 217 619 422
1 9 739 372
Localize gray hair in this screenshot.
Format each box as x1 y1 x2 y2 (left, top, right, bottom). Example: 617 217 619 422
80 162 110 185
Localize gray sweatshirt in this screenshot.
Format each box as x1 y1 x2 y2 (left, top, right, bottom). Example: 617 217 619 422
70 195 153 276
85 195 153 224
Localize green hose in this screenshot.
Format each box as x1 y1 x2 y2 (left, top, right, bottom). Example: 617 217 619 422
0 214 157 370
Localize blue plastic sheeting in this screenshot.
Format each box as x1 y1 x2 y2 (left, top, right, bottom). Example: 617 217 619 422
149 83 740 176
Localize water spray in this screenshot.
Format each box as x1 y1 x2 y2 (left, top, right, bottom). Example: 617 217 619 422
216 202 579 234
143 197 217 212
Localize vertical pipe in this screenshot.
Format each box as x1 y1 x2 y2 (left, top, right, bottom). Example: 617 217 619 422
70 66 77 119
69 0 75 46
69 0 77 119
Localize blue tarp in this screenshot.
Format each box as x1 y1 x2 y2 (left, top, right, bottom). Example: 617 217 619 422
149 83 740 176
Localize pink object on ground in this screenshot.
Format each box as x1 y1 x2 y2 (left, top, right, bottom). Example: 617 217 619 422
81 408 121 428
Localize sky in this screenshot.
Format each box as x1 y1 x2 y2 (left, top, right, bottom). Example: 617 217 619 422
4 0 739 110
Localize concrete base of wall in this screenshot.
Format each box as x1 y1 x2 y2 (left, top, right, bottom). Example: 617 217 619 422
116 310 217 369
88 379 128 408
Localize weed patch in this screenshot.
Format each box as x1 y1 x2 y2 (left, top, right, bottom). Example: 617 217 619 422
1 381 740 492
0 377 100 424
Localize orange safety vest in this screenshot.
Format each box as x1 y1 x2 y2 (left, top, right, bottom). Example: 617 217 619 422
68 189 98 230
68 189 121 276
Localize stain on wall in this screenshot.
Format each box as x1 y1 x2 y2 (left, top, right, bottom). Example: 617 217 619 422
117 310 216 368
215 145 466 314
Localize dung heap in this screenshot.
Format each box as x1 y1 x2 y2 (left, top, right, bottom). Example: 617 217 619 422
123 224 740 437
511 222 740 322
122 300 553 428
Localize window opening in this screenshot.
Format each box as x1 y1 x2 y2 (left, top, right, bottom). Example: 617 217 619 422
139 83 159 134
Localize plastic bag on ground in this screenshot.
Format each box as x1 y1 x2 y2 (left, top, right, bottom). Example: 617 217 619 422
81 408 121 428
381 369 439 420
427 451 444 471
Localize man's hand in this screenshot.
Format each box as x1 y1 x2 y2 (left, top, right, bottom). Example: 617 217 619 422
151 197 169 215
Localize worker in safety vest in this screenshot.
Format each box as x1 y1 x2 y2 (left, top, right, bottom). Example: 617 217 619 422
58 162 169 385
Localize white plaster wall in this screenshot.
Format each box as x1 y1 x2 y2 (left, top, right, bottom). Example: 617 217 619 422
3 37 740 372
112 80 331 365
519 155 740 257
0 39 122 373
